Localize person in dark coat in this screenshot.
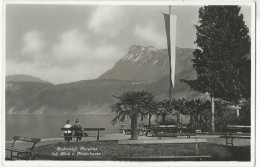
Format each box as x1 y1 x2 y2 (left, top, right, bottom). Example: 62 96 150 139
73 119 83 141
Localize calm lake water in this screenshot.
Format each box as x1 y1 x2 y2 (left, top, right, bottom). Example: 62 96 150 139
6 114 135 141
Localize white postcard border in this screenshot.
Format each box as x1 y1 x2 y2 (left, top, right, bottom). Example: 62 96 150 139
1 1 257 167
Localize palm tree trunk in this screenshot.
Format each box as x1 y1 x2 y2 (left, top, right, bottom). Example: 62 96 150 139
131 114 138 140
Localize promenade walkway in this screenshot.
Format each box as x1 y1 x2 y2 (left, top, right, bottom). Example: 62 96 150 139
6 133 250 148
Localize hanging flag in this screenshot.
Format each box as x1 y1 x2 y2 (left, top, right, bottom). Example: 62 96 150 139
163 13 177 88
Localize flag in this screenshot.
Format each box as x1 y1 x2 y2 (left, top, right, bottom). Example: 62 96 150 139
163 14 177 88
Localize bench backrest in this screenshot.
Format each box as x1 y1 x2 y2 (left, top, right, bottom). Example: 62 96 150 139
227 125 250 128
61 127 76 131
13 136 41 143
61 128 105 131
150 127 188 132
226 125 251 133
150 127 186 129
12 136 41 151
83 128 105 131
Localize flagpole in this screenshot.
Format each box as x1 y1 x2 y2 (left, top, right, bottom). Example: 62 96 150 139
164 5 178 125
169 5 172 102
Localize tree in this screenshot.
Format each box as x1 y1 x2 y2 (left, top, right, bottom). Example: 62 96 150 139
156 100 173 124
111 91 155 140
147 102 157 126
181 6 250 132
171 99 211 131
171 99 187 125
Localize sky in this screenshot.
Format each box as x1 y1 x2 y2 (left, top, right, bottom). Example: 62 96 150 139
5 5 252 84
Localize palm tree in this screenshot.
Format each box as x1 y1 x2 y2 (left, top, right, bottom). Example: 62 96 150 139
111 91 155 140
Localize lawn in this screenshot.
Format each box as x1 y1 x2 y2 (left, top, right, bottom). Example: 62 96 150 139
32 140 250 161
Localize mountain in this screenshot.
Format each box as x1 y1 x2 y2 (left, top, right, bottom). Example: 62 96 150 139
6 79 142 114
6 74 50 84
99 45 195 83
6 74 54 113
6 45 206 114
6 77 206 114
6 81 53 114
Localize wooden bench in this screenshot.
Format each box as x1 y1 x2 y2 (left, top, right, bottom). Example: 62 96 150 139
121 129 148 136
117 139 211 161
61 127 105 142
5 136 41 160
121 125 192 138
224 125 251 146
149 125 191 138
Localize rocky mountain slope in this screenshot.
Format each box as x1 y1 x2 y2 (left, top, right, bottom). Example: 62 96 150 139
99 45 195 83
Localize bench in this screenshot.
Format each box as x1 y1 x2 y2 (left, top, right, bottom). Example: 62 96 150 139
224 125 251 146
121 125 192 138
121 129 148 136
5 136 41 160
149 125 191 138
117 139 211 161
61 127 105 142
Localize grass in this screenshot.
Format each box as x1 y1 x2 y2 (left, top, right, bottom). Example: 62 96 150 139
32 140 250 161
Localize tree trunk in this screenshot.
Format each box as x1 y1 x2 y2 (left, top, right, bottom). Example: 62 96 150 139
177 112 180 126
149 113 152 126
162 113 166 124
130 114 138 140
211 97 215 133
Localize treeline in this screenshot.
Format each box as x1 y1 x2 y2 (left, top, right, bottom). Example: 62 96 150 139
111 90 250 137
157 98 250 132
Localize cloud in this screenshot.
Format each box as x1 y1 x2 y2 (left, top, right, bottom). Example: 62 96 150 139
20 30 46 61
50 28 124 68
133 22 166 49
11 27 125 83
93 44 123 62
6 43 122 84
88 6 128 37
51 28 89 66
6 5 252 84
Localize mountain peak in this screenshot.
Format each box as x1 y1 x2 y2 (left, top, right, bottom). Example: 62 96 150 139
129 45 157 51
6 74 51 84
121 45 159 63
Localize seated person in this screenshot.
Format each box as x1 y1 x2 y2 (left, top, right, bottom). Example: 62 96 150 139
63 120 72 142
73 119 83 141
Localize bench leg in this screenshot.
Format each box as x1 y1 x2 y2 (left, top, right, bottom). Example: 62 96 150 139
17 152 21 160
226 137 228 146
10 151 13 160
225 136 235 147
195 143 198 156
29 152 32 160
97 130 100 141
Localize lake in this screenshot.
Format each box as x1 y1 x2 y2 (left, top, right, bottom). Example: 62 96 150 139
5 114 138 141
